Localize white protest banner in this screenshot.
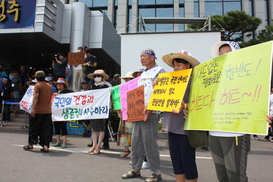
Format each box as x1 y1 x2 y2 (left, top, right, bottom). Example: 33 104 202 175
52 88 111 121
19 86 34 113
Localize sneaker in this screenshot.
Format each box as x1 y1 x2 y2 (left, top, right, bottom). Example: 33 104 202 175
253 136 260 140
141 161 149 170
145 173 162 182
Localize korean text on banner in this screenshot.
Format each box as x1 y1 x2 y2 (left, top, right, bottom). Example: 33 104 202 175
147 69 192 112
19 86 34 113
127 86 145 122
51 88 110 121
185 41 273 135
111 85 121 110
120 77 140 120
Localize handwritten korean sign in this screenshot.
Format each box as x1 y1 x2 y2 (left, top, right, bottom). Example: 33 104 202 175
127 86 145 122
51 88 110 121
147 69 192 112
19 85 34 113
185 41 273 135
120 77 140 120
111 85 121 110
68 52 85 65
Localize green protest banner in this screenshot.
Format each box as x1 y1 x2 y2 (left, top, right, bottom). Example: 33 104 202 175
111 85 121 110
185 41 273 135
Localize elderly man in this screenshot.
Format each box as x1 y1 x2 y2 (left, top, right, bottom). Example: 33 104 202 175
23 71 53 152
122 49 165 182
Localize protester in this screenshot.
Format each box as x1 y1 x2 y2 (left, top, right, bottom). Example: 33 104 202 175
79 80 91 137
132 67 145 78
117 72 134 158
87 69 111 154
122 49 165 182
83 48 97 87
23 71 53 152
209 41 250 182
52 53 67 81
45 76 57 93
11 70 22 114
1 77 13 122
72 47 85 92
53 78 73 148
109 74 121 86
161 50 200 182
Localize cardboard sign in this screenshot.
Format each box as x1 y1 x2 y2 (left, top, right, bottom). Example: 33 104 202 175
68 52 85 65
127 86 145 122
147 69 192 112
185 41 273 135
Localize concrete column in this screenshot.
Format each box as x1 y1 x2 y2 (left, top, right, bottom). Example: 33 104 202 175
199 0 205 18
107 0 115 23
242 0 251 41
173 0 179 32
131 0 138 33
70 2 86 52
185 0 194 17
269 0 273 25
253 0 267 32
117 0 128 33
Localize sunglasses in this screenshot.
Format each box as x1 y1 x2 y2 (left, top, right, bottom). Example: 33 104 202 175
93 75 102 78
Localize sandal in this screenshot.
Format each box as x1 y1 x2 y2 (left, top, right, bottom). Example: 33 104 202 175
23 145 33 150
54 143 61 147
145 173 162 182
121 170 141 179
40 148 49 152
119 150 131 158
87 147 96 153
93 146 101 154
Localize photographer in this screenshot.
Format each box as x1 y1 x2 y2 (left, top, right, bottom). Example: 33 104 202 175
52 53 67 81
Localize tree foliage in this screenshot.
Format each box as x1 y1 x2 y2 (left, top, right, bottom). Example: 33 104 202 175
187 11 262 41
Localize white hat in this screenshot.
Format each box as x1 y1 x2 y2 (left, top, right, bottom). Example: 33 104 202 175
121 71 134 79
211 41 240 58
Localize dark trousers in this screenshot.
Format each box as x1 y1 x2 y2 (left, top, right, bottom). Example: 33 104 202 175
54 122 68 135
103 119 109 147
29 114 53 148
2 103 10 121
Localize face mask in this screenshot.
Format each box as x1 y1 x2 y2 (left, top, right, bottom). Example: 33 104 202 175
94 77 102 83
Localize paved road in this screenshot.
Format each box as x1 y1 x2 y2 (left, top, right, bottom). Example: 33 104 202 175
0 130 272 182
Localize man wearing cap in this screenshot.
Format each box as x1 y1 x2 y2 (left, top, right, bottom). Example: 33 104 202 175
23 71 53 152
122 49 165 182
45 76 57 93
109 74 121 86
52 53 67 81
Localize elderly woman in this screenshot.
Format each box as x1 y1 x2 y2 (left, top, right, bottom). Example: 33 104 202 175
53 78 73 148
87 69 111 154
161 50 200 182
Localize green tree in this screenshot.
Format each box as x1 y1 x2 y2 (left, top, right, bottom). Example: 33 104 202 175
187 11 262 41
240 20 273 48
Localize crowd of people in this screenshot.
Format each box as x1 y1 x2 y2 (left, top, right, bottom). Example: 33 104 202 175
1 42 272 182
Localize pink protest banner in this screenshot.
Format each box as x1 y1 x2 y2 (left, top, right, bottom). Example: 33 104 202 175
119 77 140 120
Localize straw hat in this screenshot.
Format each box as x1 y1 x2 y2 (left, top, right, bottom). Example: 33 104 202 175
121 71 134 79
162 50 200 68
87 69 109 80
210 41 240 58
27 79 38 86
55 78 69 88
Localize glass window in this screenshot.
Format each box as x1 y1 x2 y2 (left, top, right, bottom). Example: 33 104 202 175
127 8 132 32
78 0 92 7
179 0 185 3
157 8 173 17
179 7 184 17
128 0 132 6
156 0 173 4
93 0 108 7
194 1 199 17
156 24 173 32
115 0 119 6
205 2 222 16
223 2 241 14
138 0 155 5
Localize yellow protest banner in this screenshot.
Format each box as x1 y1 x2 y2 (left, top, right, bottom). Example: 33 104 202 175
147 69 192 112
185 41 273 135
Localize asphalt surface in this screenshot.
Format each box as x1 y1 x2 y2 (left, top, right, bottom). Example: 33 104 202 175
0 113 273 182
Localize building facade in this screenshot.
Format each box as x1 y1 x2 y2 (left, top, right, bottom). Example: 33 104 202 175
63 0 272 34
